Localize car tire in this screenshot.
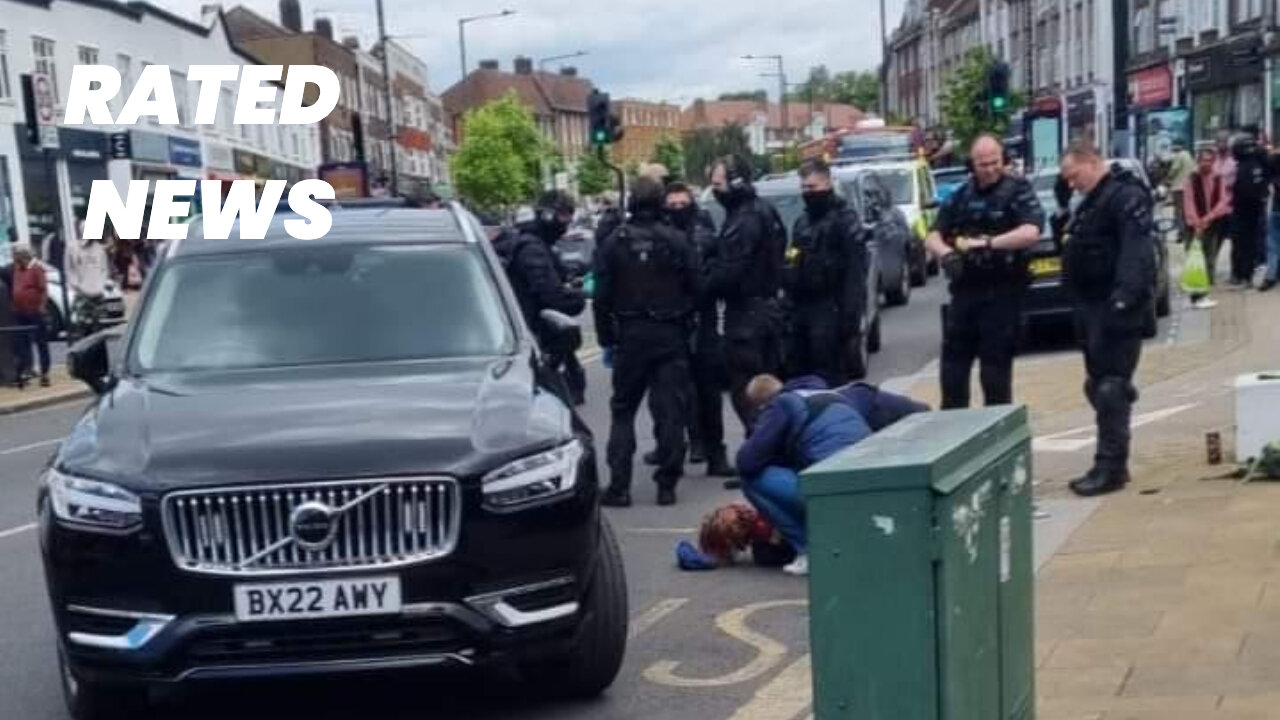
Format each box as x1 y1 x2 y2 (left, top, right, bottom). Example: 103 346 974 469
867 315 882 355
1156 281 1172 318
927 257 940 277
44 299 64 340
1142 303 1159 339
845 334 869 380
910 253 927 287
59 648 149 720
885 263 911 307
523 516 628 699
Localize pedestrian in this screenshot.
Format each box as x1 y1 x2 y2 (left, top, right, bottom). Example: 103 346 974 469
1182 146 1232 305
731 374 927 576
107 220 133 288
662 181 736 478
1230 128 1270 287
1264 144 1280 292
10 243 50 388
66 219 112 339
780 159 869 386
1059 143 1158 497
494 191 588 405
925 134 1045 409
705 155 787 430
594 177 701 508
1165 141 1196 243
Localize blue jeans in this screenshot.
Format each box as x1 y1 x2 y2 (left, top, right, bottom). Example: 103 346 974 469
1267 212 1280 282
742 466 807 554
13 311 49 378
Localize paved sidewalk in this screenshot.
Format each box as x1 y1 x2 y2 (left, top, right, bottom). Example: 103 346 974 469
0 367 88 415
977 287 1280 720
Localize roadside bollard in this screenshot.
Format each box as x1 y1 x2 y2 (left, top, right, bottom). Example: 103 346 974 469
801 406 1035 720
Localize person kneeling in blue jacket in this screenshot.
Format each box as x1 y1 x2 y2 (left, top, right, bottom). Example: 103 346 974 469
736 374 929 576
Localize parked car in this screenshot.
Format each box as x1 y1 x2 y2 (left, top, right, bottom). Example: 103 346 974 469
932 166 969 205
702 176 883 379
40 200 626 720
1024 161 1173 338
43 267 128 338
835 168 923 308
836 159 933 286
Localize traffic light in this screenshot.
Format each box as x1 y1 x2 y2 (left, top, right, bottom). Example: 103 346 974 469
588 89 624 146
987 61 1011 114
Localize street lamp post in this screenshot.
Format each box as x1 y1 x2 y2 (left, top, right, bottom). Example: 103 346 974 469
743 54 786 142
374 0 399 197
459 9 516 82
538 50 589 71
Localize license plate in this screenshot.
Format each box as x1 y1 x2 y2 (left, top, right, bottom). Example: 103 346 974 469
1031 257 1062 277
233 576 402 622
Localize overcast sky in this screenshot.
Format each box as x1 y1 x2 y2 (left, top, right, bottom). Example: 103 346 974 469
155 0 908 106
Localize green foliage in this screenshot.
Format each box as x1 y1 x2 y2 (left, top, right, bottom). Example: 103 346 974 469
718 90 769 102
939 48 1025 155
451 93 553 212
650 135 686 180
575 149 614 197
682 123 753 186
789 66 881 114
772 146 803 174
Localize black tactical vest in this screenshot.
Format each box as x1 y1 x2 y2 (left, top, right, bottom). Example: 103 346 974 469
612 223 693 321
947 177 1031 287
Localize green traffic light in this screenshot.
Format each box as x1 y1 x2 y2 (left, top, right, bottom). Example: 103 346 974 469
991 96 1008 111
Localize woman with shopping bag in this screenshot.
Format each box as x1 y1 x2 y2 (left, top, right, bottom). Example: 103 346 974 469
1182 147 1232 309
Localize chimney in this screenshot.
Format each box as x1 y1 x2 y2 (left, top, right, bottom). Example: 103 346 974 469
478 59 500 71
314 17 334 40
279 0 302 32
343 36 360 51
559 67 578 77
514 57 533 75
200 3 222 27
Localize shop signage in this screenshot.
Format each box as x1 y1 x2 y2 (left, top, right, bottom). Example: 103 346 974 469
1185 35 1264 92
1129 66 1173 109
33 72 58 149
58 129 108 162
168 137 202 167
205 143 234 171
109 132 132 159
1067 90 1097 127
130 130 170 164
233 150 270 177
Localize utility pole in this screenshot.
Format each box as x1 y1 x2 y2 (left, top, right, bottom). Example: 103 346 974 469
458 20 467 84
375 0 398 197
880 0 889 117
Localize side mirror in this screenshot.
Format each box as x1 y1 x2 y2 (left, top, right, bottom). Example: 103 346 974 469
67 331 114 395
924 197 940 211
538 309 584 351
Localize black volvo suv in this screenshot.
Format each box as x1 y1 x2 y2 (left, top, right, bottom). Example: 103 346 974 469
37 202 627 719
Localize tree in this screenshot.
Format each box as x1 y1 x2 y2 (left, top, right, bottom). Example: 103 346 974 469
650 134 685 180
575 149 614 197
939 48 1025 155
682 123 753 186
788 67 881 114
718 90 768 102
451 93 553 212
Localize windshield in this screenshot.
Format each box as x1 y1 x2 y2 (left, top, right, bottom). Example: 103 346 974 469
838 132 913 161
869 170 916 206
756 191 804 242
130 244 513 373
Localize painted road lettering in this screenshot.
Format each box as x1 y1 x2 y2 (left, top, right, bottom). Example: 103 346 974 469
644 600 807 689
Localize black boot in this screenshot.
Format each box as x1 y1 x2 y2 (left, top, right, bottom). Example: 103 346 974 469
706 451 736 478
1069 467 1130 497
688 443 707 465
722 478 743 490
601 487 632 508
656 487 677 506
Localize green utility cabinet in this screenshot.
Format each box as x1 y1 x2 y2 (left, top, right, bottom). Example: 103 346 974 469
801 406 1034 720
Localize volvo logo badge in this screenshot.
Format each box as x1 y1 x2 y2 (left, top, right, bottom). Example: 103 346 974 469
290 502 339 551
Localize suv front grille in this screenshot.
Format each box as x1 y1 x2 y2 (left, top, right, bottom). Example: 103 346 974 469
161 478 460 576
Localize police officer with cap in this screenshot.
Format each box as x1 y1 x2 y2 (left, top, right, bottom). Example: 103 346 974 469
925 134 1044 409
784 158 869 384
1058 143 1157 496
706 155 786 430
595 176 702 507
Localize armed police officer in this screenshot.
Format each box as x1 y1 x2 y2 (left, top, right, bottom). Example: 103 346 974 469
925 134 1044 409
783 159 869 384
595 177 702 508
706 156 787 431
1058 144 1157 497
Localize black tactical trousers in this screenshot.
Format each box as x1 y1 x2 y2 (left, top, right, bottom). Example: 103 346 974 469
784 302 844 387
542 329 586 404
724 300 783 431
608 319 690 492
1074 300 1144 473
941 284 1023 410
688 327 727 457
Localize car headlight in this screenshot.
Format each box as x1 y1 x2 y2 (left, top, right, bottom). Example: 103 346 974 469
482 440 585 509
46 469 142 531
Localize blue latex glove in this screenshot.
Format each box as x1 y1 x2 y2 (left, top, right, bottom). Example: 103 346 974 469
602 347 614 369
676 540 717 571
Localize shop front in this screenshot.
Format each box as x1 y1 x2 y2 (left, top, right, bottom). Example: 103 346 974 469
129 130 179 182
1129 63 1191 163
1067 89 1100 149
1185 34 1265 144
16 126 109 250
1025 96 1063 173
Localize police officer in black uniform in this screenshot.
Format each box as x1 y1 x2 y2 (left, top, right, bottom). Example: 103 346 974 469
664 181 736 478
926 135 1044 409
1059 144 1157 497
783 159 870 384
595 177 702 507
498 191 588 402
706 156 786 429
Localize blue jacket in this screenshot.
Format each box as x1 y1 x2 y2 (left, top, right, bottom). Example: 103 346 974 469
736 377 872 478
833 382 931 432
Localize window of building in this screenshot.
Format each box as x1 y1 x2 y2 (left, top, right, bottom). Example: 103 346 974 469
0 31 12 101
77 44 98 67
32 36 57 101
1233 0 1263 23
220 87 234 134
115 53 131 113
173 71 189 127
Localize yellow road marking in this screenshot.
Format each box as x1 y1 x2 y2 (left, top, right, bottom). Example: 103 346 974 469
629 598 689 640
726 654 812 720
643 600 807 688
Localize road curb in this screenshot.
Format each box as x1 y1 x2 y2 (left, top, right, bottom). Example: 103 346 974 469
0 389 91 416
